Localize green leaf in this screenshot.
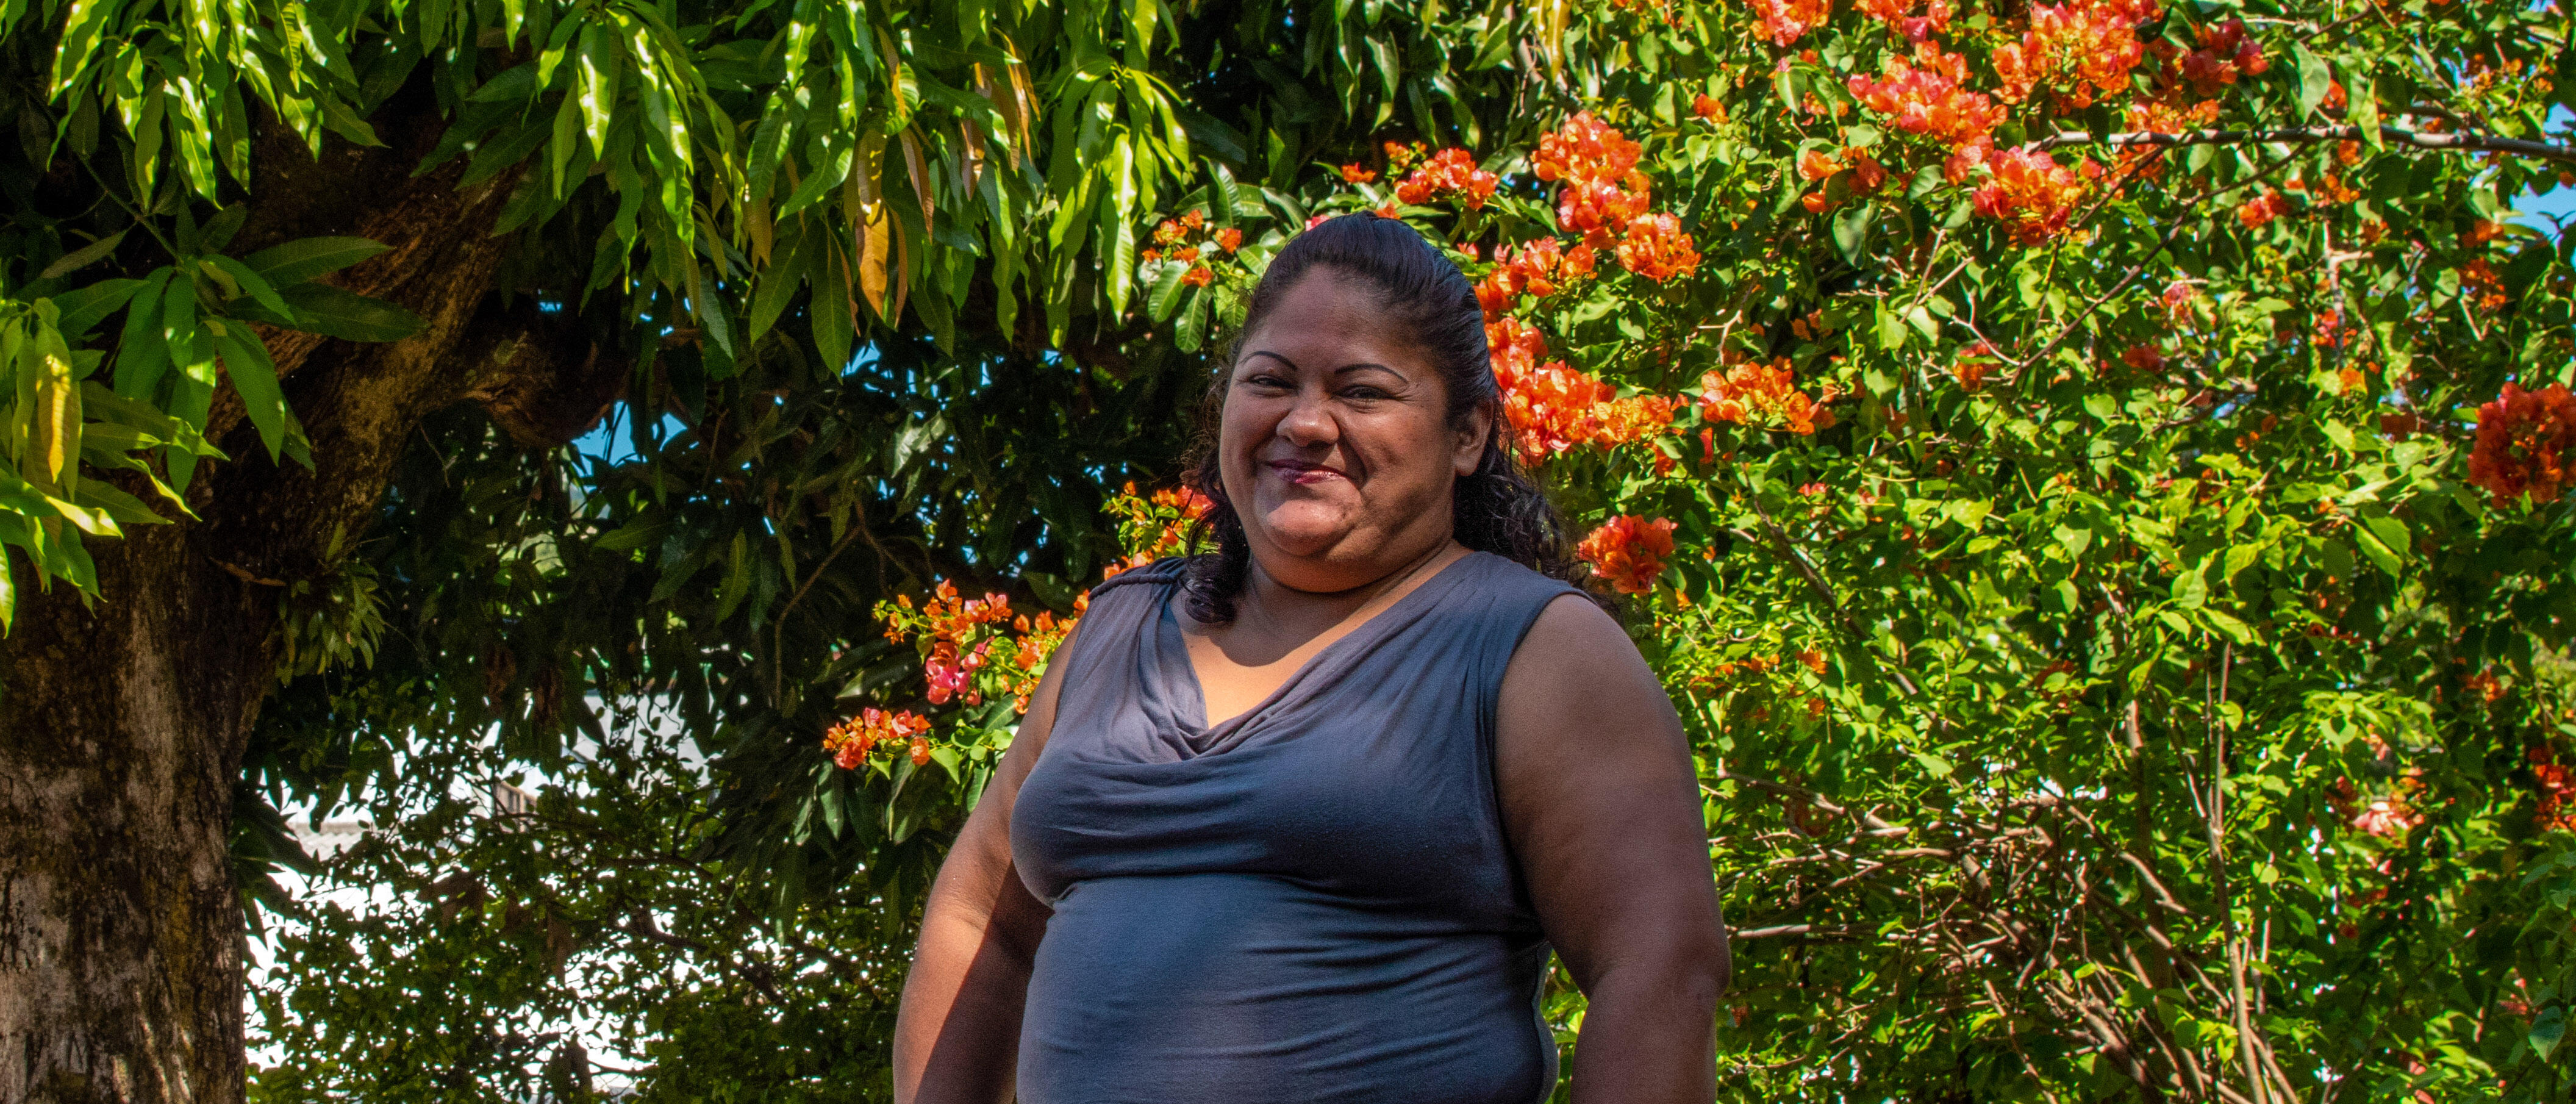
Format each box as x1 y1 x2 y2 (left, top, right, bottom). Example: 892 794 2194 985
748 228 809 342
112 269 172 399
1144 260 1187 321
2294 43 2333 118
595 518 668 553
1831 204 1872 265
70 479 170 526
1875 298 1906 351
2200 608 2255 645
2353 514 2405 576
49 278 144 338
40 229 126 279
205 256 293 321
2341 59 2381 148
2170 567 2208 609
273 284 425 342
242 237 392 289
210 329 290 460
2532 1006 2564 1061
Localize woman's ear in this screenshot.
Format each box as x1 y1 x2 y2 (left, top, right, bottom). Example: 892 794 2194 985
1454 403 1497 477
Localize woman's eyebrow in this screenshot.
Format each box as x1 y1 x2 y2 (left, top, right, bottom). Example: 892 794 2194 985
1334 362 1408 382
1243 349 1300 371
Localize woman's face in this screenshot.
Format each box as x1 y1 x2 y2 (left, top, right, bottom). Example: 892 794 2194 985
1218 269 1492 592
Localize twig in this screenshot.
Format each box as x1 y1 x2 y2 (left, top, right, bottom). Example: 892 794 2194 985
2033 123 2576 164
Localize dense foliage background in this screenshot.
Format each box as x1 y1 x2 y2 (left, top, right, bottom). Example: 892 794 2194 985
5 0 2576 1098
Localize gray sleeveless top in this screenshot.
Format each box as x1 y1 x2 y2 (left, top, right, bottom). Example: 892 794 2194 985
1009 552 1581 1104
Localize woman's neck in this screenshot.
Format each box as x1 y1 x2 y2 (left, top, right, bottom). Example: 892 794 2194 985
1234 537 1464 640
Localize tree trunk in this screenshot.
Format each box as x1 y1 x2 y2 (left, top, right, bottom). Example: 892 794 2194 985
0 76 620 1103
0 528 268 1104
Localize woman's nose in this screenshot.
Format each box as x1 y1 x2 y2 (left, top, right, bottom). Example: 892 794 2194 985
1278 389 1338 447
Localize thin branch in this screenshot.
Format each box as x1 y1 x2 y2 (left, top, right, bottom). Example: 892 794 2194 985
2034 123 2576 164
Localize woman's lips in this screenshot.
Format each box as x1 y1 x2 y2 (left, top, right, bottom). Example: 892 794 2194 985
1266 459 1345 486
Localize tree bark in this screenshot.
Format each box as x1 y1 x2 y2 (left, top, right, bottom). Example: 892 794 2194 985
0 75 621 1103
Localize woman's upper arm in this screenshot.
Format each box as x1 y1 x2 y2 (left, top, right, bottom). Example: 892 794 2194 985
1495 595 1727 989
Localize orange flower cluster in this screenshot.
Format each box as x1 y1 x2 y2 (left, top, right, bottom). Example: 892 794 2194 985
1537 113 1655 246
2116 96 2221 178
2533 747 2576 832
1970 148 2095 245
1486 314 1552 377
1497 359 1612 462
2467 382 2576 506
1616 213 1703 282
881 578 1080 714
2237 188 2289 229
1855 0 1952 41
1340 163 1376 183
1142 209 1241 288
1748 0 1830 43
1493 357 1679 465
1692 93 1728 121
2160 18 2271 96
1104 481 1214 579
904 582 1014 704
1847 44 2006 182
1392 147 1500 209
1701 359 1836 434
1534 115 1700 281
2459 258 2510 312
2285 173 2361 204
1475 239 1597 317
1483 313 1677 463
1797 146 1889 213
1955 341 1998 390
824 707 934 769
1993 0 2159 110
1578 515 1679 594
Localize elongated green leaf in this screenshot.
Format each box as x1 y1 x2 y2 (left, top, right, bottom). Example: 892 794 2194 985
113 269 173 400
242 238 392 289
204 256 292 320
51 278 144 339
210 329 288 459
1144 260 1187 321
40 229 127 279
274 284 425 342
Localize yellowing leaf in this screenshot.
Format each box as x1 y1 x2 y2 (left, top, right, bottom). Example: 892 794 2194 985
31 350 79 491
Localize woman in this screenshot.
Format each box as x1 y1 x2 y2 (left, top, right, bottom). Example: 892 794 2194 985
893 214 1728 1104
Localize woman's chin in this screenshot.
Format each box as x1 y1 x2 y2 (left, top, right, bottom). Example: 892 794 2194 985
1250 503 1358 561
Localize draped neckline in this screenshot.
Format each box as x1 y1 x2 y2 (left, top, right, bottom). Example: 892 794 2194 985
1151 552 1481 753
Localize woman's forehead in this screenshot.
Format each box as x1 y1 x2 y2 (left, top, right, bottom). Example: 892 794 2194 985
1239 275 1416 365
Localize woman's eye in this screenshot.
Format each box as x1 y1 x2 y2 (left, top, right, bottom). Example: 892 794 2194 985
1342 386 1390 401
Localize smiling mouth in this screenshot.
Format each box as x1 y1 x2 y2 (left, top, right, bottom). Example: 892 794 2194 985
1266 459 1346 486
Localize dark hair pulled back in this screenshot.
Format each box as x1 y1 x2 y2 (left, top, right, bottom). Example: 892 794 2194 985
1179 213 1573 623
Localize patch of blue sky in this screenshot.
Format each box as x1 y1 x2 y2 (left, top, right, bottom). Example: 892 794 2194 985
2508 106 2576 232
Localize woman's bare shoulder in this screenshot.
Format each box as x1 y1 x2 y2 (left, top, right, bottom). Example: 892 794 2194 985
1513 591 1644 670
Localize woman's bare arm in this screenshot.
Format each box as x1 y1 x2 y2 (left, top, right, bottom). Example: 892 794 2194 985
891 634 1075 1104
1497 595 1730 1104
